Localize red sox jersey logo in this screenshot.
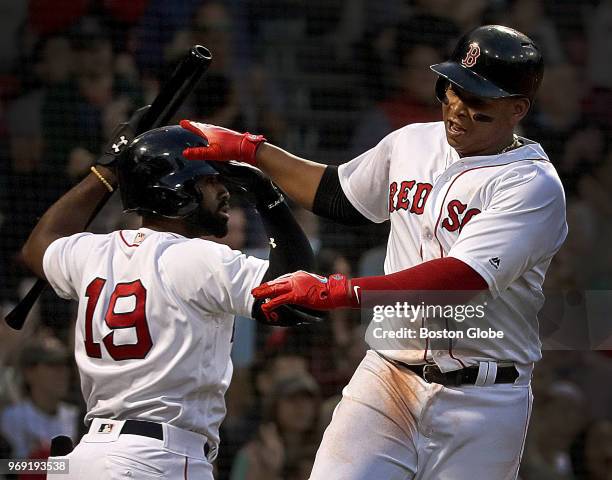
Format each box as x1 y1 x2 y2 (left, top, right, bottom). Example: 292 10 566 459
389 182 480 232
461 43 480 68
441 200 481 232
389 181 432 214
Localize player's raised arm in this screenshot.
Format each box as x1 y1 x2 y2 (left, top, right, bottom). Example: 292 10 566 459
180 121 372 225
21 107 151 278
206 161 320 326
180 120 324 209
21 167 115 279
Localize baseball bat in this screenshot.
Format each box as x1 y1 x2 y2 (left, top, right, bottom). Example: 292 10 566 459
4 45 213 330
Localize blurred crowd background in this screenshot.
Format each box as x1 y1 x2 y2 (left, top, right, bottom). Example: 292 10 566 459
0 0 611 479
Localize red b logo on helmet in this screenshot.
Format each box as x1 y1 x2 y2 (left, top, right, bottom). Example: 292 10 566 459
461 43 480 68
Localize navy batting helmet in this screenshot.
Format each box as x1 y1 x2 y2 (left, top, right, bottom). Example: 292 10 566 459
430 25 544 103
117 125 220 218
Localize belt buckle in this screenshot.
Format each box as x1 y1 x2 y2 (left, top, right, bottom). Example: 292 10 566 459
422 365 436 383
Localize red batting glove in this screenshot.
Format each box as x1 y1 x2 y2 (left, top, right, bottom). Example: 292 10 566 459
252 271 355 314
180 120 266 165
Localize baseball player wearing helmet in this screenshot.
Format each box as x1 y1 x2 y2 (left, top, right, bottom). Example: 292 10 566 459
181 25 568 479
21 122 317 479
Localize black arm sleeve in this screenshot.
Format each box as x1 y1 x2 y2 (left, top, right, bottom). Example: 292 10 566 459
250 199 316 324
312 165 373 225
259 201 314 281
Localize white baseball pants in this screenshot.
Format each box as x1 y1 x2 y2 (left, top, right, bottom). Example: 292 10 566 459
309 350 532 480
47 418 213 479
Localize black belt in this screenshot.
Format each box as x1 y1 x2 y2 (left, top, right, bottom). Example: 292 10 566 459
388 360 518 386
120 420 210 456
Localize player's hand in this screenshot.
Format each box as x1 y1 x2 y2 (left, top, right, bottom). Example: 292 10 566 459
210 161 284 210
252 271 353 313
180 120 266 165
97 105 151 168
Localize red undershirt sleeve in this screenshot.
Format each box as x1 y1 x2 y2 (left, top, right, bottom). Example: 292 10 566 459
348 257 488 307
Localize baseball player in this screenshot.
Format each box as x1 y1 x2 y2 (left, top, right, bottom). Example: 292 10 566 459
180 26 568 479
20 123 316 479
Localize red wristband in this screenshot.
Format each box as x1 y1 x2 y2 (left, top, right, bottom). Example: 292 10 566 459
239 133 267 164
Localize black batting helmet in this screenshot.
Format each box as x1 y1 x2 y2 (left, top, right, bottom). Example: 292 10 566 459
430 25 544 103
117 125 220 218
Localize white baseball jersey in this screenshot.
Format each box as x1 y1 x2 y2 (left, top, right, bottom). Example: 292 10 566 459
43 227 268 448
339 121 567 370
